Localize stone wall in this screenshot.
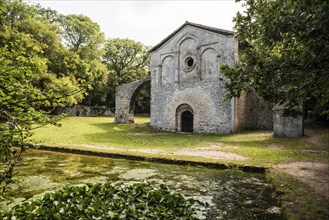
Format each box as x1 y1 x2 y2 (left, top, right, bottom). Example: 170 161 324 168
115 78 151 123
273 104 304 137
54 105 113 117
150 23 237 134
234 93 273 131
151 80 234 133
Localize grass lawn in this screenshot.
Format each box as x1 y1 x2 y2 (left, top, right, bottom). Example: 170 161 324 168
32 116 329 166
31 116 329 219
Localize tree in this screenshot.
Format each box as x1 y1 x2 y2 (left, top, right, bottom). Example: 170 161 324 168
0 39 68 199
1 0 94 106
0 0 92 198
221 0 329 118
100 38 150 110
5 4 108 107
59 14 104 59
58 14 108 106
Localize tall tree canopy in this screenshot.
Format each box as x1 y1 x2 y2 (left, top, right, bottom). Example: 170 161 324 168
57 13 108 105
84 38 150 110
0 0 106 197
59 14 105 59
221 0 329 119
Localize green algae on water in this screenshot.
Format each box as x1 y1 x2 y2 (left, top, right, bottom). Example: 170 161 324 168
3 149 282 219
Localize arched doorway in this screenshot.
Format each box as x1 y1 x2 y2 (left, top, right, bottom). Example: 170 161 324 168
176 104 194 133
181 111 193 132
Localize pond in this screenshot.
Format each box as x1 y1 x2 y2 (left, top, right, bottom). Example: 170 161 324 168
4 149 282 219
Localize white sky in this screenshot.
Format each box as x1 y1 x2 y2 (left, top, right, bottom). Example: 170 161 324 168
29 0 243 47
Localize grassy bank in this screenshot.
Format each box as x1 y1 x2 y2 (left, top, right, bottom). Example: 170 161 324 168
30 116 329 219
32 116 328 166
268 170 329 220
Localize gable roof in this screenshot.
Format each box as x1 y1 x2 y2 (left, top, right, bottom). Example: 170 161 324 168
149 21 235 52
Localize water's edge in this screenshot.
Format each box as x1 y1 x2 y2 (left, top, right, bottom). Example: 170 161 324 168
2 148 282 219
39 145 267 173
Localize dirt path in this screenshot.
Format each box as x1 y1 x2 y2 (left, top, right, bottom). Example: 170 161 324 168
275 125 329 201
124 146 248 160
276 162 329 200
173 145 249 160
63 144 248 161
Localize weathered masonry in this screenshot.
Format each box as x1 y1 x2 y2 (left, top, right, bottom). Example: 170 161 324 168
149 22 272 133
115 78 150 123
115 22 303 137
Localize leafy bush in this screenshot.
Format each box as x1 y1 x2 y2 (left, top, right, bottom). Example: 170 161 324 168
0 182 206 219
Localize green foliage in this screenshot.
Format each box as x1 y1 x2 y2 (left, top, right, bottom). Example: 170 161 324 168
0 182 204 219
95 38 150 110
0 40 65 199
56 13 108 107
0 0 97 106
135 83 151 114
59 14 104 59
0 0 107 199
221 0 329 118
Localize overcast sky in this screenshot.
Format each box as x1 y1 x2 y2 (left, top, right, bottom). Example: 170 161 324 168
30 0 243 47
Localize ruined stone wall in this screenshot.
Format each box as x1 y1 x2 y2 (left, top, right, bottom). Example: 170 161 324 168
273 104 304 137
234 95 247 132
150 25 238 133
245 93 273 130
53 105 113 117
234 93 273 131
115 78 150 123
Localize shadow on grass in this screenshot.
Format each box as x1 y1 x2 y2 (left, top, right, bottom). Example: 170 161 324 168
80 120 321 159
84 122 214 148
84 122 289 150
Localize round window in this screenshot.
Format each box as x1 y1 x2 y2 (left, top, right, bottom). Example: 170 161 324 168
185 57 194 67
183 56 196 72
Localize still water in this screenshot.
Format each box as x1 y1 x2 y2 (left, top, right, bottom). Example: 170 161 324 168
8 149 281 219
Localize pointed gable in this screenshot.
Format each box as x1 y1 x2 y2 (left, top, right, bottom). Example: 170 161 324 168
150 21 234 52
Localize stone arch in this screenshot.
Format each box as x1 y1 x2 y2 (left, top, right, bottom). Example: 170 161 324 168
166 87 223 133
201 48 219 80
178 37 198 83
161 55 175 85
179 37 196 51
176 33 198 52
176 104 194 132
115 78 151 124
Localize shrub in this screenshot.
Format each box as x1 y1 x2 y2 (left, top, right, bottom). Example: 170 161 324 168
1 181 206 219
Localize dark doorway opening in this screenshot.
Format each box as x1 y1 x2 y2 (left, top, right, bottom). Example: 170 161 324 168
181 111 193 132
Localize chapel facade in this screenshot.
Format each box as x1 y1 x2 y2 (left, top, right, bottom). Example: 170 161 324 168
115 22 303 137
149 22 272 133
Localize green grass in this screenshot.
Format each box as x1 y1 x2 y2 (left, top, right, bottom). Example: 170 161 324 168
31 116 329 166
25 117 329 219
268 170 329 220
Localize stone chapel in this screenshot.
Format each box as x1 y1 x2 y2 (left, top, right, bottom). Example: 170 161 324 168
115 22 303 137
